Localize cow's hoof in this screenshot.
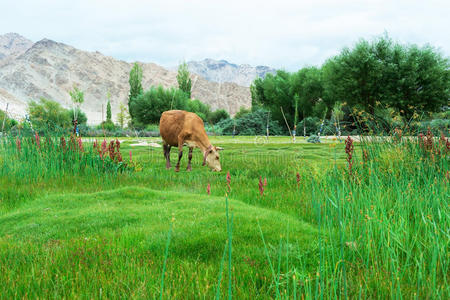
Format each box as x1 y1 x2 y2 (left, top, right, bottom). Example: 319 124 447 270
175 167 180 172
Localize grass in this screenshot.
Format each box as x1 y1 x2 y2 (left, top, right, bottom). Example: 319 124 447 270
0 134 448 298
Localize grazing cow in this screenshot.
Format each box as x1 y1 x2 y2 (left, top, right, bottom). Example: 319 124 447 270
159 110 223 172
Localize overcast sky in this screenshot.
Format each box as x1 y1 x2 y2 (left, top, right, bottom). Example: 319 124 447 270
1 0 448 70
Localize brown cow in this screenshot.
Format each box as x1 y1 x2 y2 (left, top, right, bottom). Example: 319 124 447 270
159 110 222 172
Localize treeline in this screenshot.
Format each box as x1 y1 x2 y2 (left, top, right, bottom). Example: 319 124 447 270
251 35 449 135
127 62 230 127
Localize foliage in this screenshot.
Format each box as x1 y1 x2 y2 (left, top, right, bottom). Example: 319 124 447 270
128 62 144 119
177 61 192 98
233 106 251 119
186 99 210 121
67 108 87 126
131 86 189 125
208 109 230 124
27 98 71 131
106 100 112 122
215 109 283 135
69 86 84 121
0 110 17 131
323 35 450 117
116 103 130 129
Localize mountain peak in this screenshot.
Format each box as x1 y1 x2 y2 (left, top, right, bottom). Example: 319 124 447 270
186 59 276 87
0 33 33 62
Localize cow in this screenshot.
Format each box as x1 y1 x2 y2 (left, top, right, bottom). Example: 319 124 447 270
159 110 223 172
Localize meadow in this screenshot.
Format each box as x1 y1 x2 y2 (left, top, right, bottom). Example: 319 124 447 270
0 133 448 299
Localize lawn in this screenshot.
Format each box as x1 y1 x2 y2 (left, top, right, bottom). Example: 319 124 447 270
0 135 448 298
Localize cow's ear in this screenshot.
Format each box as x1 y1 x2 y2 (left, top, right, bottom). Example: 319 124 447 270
215 146 224 151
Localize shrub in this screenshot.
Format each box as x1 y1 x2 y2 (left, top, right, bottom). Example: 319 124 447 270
216 109 284 136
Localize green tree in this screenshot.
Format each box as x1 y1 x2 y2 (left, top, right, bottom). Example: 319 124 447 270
131 86 189 125
69 86 84 122
129 62 143 119
117 103 130 129
67 108 87 125
209 109 230 124
177 61 192 98
28 98 71 131
323 35 449 117
106 100 112 122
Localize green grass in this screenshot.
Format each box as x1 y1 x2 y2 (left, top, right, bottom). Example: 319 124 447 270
0 187 318 298
0 135 448 298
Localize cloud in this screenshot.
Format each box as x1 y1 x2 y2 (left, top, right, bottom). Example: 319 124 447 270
0 0 448 70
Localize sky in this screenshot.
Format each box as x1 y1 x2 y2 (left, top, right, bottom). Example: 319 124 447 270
0 0 449 71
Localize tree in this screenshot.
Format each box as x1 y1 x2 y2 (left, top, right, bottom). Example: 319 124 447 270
28 98 71 131
177 61 192 98
116 103 130 129
209 109 230 124
67 108 87 125
69 85 84 122
128 62 143 119
322 35 450 118
130 86 189 125
106 100 112 122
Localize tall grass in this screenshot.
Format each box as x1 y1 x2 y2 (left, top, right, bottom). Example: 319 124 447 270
0 132 448 298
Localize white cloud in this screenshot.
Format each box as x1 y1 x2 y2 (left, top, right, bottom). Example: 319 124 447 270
0 0 448 70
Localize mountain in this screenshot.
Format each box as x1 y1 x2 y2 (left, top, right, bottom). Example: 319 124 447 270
0 33 33 65
0 34 251 123
185 58 276 87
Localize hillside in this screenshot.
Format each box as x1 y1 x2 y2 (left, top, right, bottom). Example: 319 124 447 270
0 34 251 123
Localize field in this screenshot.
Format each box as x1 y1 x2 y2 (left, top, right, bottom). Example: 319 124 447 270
0 135 448 299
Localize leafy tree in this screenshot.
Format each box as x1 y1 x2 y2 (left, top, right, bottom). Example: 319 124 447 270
216 109 284 136
106 100 112 122
116 103 130 129
129 62 144 119
130 86 189 125
28 98 71 131
177 61 192 98
234 107 251 119
323 35 450 117
209 109 230 124
67 108 87 125
69 86 84 122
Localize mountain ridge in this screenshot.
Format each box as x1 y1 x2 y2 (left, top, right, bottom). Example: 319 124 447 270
0 33 251 124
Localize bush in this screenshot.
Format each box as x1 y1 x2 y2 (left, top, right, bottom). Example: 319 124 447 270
209 109 230 124
28 98 71 132
131 86 189 125
67 108 88 125
0 110 17 131
215 109 284 136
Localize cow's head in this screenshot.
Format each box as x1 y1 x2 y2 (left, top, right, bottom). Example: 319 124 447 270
203 146 223 172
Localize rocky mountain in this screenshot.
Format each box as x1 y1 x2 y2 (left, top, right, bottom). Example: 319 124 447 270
186 58 276 87
0 34 251 124
0 33 33 65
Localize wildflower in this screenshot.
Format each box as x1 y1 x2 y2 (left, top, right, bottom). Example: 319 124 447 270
207 183 211 195
258 176 267 196
115 139 121 151
77 138 84 152
15 137 21 152
296 172 300 187
345 136 354 175
129 150 132 162
35 132 40 149
60 136 66 150
226 171 231 193
101 139 107 156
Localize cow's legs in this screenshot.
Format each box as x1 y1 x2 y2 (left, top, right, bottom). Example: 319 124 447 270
186 147 193 171
175 135 185 172
163 143 171 169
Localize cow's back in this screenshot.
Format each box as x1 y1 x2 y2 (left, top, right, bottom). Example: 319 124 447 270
160 110 186 146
